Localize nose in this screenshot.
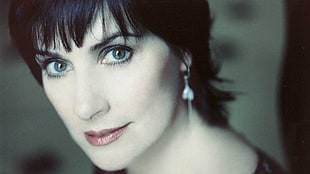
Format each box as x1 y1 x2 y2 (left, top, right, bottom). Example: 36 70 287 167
73 73 110 120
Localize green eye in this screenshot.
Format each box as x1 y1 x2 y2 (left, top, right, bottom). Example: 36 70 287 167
101 46 133 65
112 48 127 60
54 61 67 72
45 59 72 78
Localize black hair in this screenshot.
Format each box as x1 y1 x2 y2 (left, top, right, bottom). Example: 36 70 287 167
9 0 234 127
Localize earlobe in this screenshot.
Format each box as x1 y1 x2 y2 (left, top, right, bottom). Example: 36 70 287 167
180 51 193 72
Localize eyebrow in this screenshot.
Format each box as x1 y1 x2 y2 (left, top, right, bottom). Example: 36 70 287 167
34 32 141 60
34 51 63 63
90 32 141 51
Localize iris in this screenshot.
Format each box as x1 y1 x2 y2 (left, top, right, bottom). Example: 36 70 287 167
54 61 67 72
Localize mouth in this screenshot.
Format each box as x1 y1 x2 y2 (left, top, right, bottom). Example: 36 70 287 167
84 122 131 146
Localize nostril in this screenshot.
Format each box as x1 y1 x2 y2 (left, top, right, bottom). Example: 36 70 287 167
89 106 111 120
73 99 110 120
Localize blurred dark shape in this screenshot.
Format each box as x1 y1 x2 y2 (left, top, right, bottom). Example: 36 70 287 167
0 0 10 25
20 150 61 174
226 0 256 21
216 39 240 61
93 165 126 174
280 0 310 174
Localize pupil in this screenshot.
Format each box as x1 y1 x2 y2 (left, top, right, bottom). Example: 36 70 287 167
113 49 125 59
55 62 66 72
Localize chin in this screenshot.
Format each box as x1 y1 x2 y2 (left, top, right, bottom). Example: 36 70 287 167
93 161 127 172
95 165 126 172
89 154 130 172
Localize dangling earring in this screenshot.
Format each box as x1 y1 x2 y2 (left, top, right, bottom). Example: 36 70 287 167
182 70 194 101
182 67 194 126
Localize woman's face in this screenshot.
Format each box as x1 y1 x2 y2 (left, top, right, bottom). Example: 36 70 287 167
37 17 186 170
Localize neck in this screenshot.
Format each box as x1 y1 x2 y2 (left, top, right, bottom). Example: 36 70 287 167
127 101 197 174
126 105 258 174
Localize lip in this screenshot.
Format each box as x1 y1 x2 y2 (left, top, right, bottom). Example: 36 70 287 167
85 122 131 146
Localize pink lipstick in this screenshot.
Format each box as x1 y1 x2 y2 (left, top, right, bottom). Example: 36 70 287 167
85 123 130 146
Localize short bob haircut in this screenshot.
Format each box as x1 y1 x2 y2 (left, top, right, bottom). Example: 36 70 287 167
9 0 234 127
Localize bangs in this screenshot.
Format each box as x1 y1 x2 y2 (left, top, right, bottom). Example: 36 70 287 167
31 0 144 52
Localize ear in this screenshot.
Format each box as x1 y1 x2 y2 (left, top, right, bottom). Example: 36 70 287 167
180 51 193 72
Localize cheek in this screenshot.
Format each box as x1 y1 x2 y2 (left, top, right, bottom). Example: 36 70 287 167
43 77 76 126
106 47 182 128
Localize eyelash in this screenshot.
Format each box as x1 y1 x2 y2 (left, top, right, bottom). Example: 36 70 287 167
98 45 134 67
38 45 134 79
41 58 72 79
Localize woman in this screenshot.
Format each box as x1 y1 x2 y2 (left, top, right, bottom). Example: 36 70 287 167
9 0 287 173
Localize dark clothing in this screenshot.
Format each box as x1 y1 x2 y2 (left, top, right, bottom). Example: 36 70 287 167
254 151 288 174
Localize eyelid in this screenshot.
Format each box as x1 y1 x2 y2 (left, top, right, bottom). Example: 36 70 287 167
91 33 141 52
98 45 133 66
44 59 73 79
35 51 62 60
98 44 126 56
36 56 70 71
35 52 63 66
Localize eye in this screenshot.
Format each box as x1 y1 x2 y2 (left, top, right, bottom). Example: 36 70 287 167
44 59 72 78
100 45 133 66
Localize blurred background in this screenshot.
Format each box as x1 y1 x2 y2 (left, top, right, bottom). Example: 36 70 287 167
2 0 307 174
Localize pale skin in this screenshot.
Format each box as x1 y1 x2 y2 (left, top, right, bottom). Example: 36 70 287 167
35 15 258 174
